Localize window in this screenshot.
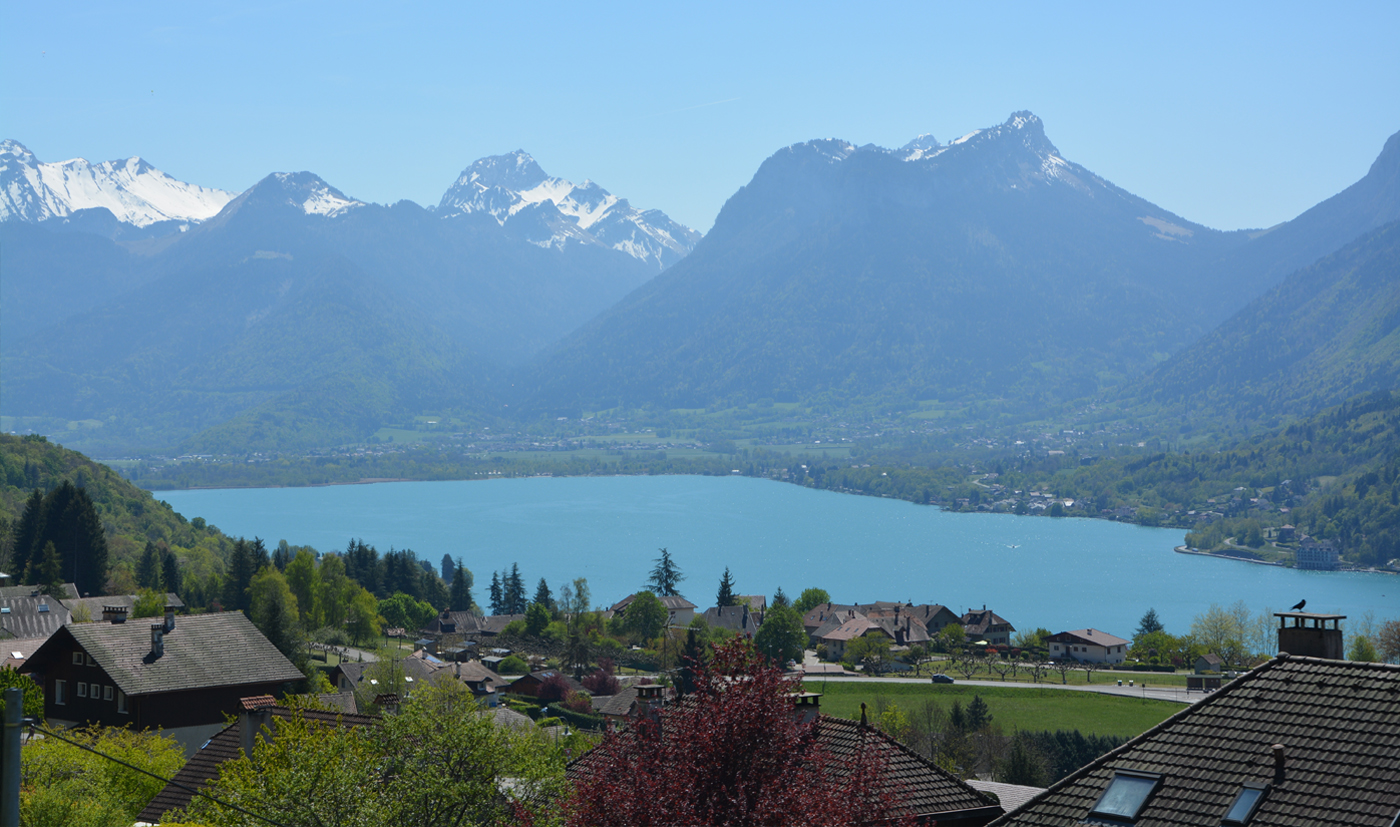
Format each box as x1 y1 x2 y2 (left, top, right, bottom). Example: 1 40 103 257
91 683 101 698
77 682 87 698
72 652 84 666
104 686 113 701
1090 771 1161 821
86 654 96 666
116 690 127 714
55 680 66 705
1222 783 1267 825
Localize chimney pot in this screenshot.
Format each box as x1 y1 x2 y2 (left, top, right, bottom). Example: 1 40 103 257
164 605 175 633
150 624 164 658
1272 743 1285 771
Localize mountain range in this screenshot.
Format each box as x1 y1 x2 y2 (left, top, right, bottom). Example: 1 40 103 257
3 114 1398 453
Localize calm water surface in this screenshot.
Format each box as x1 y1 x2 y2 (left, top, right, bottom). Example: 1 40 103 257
159 476 1397 636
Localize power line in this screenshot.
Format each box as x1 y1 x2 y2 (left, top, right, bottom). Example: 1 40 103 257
33 725 292 827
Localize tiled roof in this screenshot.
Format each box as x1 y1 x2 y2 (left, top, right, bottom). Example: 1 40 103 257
136 704 378 823
0 583 78 600
0 595 69 640
32 612 303 697
1048 628 1129 648
568 712 1000 822
813 716 1001 820
702 605 762 637
989 655 1400 826
610 593 696 613
479 613 526 634
960 609 1014 636
61 592 185 618
822 616 889 642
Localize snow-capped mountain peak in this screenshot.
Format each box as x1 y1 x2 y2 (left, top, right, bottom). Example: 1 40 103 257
270 171 365 217
438 151 699 269
0 140 237 227
900 133 943 161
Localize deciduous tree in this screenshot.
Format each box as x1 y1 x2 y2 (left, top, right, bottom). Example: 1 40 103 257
793 587 830 614
753 605 805 666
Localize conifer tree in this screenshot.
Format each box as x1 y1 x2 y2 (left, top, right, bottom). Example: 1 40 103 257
716 567 736 608
441 555 455 584
9 490 43 580
162 550 182 597
533 578 554 612
488 571 503 615
772 587 790 608
224 538 259 614
647 547 685 597
28 541 64 597
504 563 526 614
137 542 164 591
449 559 473 612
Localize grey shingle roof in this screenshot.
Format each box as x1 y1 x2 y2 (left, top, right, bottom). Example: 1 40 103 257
57 612 303 697
0 595 70 640
989 655 1400 826
0 583 78 600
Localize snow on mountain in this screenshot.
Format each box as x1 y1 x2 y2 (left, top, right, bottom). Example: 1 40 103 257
899 133 943 161
0 139 236 227
437 151 700 269
270 172 365 217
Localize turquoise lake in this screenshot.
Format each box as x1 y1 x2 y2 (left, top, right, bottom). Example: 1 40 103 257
158 475 1397 638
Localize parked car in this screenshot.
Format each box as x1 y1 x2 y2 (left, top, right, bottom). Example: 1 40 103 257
930 674 955 684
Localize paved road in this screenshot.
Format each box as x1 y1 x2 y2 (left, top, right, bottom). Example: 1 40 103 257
800 652 1201 704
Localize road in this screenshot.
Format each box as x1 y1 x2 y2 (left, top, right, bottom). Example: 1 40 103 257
800 652 1201 704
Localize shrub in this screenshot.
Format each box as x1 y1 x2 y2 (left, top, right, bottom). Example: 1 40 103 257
498 655 529 674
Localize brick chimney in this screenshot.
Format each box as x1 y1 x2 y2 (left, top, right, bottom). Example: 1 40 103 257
791 692 822 724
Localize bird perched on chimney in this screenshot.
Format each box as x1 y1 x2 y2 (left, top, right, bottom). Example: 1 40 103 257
1289 599 1306 611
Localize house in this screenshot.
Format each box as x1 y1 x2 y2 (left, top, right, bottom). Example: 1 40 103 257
568 693 1003 825
820 614 892 661
734 594 767 613
802 603 862 636
701 603 762 639
21 609 304 754
610 593 697 628
422 609 484 638
0 583 78 600
505 668 586 698
892 603 963 636
959 606 1015 646
1045 629 1129 664
988 654 1400 826
60 591 185 620
478 613 526 636
0 594 70 640
137 696 380 824
1194 653 1225 673
593 682 673 725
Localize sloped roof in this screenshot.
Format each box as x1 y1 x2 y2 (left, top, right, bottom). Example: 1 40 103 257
0 595 69 640
479 613 526 634
961 608 1014 636
27 612 303 697
967 780 1047 813
61 592 185 618
136 704 378 823
1048 628 1129 648
815 716 1001 820
567 711 1000 822
0 583 78 600
702 605 762 637
610 593 697 613
989 655 1400 826
822 615 889 642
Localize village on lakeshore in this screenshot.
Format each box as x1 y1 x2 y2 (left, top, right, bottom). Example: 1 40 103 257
0 538 1396 826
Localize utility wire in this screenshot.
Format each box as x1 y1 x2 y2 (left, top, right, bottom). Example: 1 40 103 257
32 724 292 827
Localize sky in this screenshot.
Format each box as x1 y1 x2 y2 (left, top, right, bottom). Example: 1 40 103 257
5 2 1398 234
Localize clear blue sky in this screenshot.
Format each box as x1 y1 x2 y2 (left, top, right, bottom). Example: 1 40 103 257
5 2 1398 233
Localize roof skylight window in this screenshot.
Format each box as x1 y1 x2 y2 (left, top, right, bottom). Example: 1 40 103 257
1090 771 1161 821
1222 783 1267 825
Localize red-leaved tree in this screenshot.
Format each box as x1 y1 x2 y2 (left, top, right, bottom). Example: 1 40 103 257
566 639 909 827
538 672 572 703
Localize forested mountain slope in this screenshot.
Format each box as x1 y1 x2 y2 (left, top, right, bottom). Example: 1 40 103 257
1137 220 1400 426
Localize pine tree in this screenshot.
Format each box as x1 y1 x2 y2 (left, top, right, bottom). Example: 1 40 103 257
771 587 790 608
28 541 63 597
448 559 473 612
137 542 164 591
272 541 293 572
441 555 455 584
224 538 259 613
1135 608 1164 639
505 563 526 614
647 547 685 597
162 550 182 597
9 490 43 581
250 537 270 571
488 572 503 615
716 567 735 608
533 578 554 612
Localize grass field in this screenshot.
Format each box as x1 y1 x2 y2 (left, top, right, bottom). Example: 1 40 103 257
803 681 1183 739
